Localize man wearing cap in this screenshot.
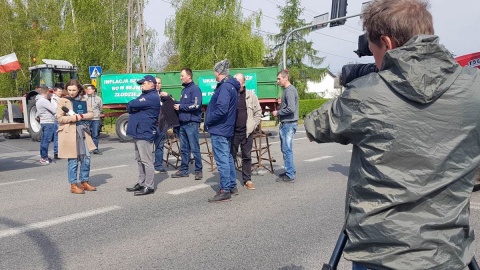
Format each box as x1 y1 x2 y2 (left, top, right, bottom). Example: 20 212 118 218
205 59 241 202
125 75 160 196
172 68 203 180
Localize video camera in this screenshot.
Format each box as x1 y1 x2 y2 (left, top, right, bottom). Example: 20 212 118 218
340 34 378 87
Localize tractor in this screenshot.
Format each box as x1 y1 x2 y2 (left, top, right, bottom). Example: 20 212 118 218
1 59 78 141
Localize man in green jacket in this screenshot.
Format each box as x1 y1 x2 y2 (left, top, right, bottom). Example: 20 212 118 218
305 0 480 269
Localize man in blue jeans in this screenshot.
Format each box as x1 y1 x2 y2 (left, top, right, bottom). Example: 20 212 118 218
273 69 299 182
205 59 240 202
172 68 203 180
35 86 57 165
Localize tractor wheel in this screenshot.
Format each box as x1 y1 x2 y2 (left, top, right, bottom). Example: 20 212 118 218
27 100 42 142
115 113 132 142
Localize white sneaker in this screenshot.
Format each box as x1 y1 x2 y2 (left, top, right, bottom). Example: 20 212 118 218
39 158 50 165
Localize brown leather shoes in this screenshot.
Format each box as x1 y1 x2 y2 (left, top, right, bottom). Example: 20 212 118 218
245 181 256 190
81 181 97 191
71 183 85 194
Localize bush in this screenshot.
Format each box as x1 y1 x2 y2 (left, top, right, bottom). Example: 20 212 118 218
299 98 329 119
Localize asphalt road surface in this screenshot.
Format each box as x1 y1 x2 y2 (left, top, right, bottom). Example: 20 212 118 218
1 126 480 270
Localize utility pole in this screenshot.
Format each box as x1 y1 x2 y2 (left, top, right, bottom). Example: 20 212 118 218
126 0 148 73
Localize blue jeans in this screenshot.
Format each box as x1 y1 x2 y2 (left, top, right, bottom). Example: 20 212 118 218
53 122 59 155
179 122 202 174
279 122 297 179
89 120 101 149
40 123 55 159
211 135 236 192
67 157 91 184
154 127 166 170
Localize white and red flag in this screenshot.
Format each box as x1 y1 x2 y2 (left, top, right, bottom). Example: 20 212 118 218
0 53 21 73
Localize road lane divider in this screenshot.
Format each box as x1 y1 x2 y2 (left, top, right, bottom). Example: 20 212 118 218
0 206 122 239
304 156 334 162
0 179 36 186
167 182 216 195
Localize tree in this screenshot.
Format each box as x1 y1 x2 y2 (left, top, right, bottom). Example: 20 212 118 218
267 0 327 99
0 0 157 97
164 0 265 71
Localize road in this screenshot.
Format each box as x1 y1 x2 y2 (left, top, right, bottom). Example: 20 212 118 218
1 127 480 270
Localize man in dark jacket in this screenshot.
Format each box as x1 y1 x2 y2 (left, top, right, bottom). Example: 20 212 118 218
205 59 240 202
172 68 203 180
125 75 160 196
153 77 179 174
304 0 480 269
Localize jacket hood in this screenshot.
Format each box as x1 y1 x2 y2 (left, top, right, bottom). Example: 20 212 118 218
379 35 462 104
220 76 241 92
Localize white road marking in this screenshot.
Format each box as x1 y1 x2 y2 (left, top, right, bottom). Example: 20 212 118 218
471 202 480 210
91 165 128 172
271 137 307 144
0 206 122 239
304 156 334 162
0 179 36 186
0 143 27 151
167 182 216 195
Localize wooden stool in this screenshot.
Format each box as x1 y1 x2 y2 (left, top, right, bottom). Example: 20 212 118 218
164 130 181 169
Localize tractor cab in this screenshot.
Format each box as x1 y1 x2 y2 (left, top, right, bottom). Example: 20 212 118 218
28 59 78 92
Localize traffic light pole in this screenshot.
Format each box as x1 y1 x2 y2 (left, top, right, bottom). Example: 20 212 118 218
281 13 361 70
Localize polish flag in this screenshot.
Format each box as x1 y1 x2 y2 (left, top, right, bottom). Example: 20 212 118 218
0 53 21 73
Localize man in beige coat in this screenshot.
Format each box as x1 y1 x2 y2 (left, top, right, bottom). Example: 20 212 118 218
57 80 97 194
230 73 262 191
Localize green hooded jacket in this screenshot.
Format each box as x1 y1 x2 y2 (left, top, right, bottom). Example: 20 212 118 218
305 35 480 269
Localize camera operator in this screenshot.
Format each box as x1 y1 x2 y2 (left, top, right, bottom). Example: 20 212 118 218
305 0 480 269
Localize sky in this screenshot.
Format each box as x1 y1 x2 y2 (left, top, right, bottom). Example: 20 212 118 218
144 0 480 74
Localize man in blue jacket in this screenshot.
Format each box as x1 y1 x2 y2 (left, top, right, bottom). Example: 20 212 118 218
205 59 240 202
125 75 160 196
172 68 203 180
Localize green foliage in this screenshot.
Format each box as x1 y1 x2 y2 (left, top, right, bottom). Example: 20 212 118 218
299 98 329 118
0 0 157 97
266 0 327 99
165 0 265 70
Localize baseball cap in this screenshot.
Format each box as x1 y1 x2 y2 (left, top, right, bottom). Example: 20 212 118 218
137 75 156 85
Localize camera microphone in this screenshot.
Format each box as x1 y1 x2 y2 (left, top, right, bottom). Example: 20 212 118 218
62 106 75 116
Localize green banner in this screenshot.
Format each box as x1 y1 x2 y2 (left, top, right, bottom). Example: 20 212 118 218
100 73 155 104
197 74 258 104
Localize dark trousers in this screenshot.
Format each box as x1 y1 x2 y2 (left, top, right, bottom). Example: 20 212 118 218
230 132 254 183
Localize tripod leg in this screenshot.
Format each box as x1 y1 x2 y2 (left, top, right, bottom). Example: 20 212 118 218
322 230 348 270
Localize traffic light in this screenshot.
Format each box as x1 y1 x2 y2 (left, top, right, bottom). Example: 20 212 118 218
330 0 348 27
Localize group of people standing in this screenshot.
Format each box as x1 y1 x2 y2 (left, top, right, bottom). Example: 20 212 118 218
35 60 299 202
35 80 103 194
125 59 299 202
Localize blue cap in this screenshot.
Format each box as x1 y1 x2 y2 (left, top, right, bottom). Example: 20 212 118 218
137 75 156 85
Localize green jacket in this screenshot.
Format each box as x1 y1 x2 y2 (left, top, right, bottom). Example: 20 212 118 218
305 35 480 269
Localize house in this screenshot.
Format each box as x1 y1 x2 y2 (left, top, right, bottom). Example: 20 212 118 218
305 70 342 98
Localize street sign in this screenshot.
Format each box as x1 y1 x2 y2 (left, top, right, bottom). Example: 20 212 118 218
312 13 329 31
89 66 102 78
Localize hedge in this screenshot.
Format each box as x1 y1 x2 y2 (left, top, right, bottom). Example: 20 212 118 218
299 98 329 119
